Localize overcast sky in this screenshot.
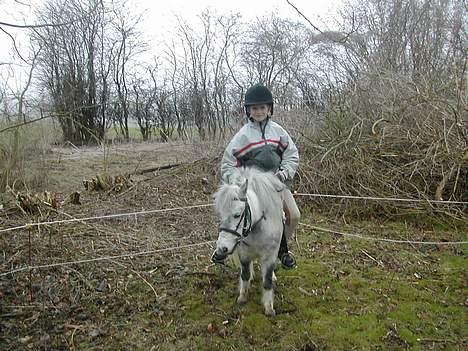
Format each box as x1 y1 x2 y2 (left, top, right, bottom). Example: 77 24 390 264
138 0 342 40
0 0 342 90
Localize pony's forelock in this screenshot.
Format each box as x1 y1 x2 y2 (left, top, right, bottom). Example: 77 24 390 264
213 183 240 216
214 168 283 217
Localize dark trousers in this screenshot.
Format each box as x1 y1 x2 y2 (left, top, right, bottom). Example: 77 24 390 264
278 224 289 257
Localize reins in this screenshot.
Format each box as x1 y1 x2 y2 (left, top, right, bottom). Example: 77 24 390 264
218 199 265 246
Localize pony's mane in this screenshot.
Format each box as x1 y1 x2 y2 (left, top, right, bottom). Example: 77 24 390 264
213 184 240 216
214 168 283 216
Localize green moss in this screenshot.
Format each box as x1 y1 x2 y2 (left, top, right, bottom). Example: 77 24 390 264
19 217 464 350
150 244 466 350
440 254 466 273
397 212 468 231
241 313 274 339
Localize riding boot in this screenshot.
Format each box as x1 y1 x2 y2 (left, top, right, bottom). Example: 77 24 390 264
278 231 297 269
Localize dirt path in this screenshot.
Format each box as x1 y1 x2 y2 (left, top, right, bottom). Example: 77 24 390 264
37 140 222 194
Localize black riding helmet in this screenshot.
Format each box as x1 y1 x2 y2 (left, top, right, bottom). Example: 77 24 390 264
244 84 274 117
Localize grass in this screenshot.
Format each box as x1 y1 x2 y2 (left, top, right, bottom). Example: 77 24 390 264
0 120 59 191
154 249 462 350
1 195 466 350
31 224 462 351
105 125 144 141
175 211 466 350
0 127 466 350
104 124 235 144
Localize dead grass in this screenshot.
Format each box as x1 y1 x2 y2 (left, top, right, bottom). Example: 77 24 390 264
0 151 466 350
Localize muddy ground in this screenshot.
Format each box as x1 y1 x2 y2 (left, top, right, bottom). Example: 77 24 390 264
0 140 466 350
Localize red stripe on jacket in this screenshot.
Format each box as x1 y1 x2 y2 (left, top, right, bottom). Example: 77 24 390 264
234 139 287 158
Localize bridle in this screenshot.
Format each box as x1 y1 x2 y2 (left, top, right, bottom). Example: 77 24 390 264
218 197 265 248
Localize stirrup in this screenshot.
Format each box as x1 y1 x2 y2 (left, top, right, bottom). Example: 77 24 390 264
280 251 297 269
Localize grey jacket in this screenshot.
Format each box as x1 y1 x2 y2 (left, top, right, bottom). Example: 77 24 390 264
221 118 299 186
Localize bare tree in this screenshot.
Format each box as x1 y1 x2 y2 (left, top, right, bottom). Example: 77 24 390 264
147 65 178 142
174 16 208 140
110 4 145 141
131 68 157 141
164 41 187 139
33 0 105 143
240 16 313 111
31 0 146 143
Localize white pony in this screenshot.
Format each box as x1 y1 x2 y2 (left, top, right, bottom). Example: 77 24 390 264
212 168 284 316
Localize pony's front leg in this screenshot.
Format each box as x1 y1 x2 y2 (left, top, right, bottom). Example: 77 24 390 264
237 260 252 305
261 261 276 316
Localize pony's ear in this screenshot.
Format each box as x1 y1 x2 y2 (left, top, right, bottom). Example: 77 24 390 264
239 178 248 201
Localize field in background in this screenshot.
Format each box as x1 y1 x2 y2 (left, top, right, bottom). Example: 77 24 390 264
0 118 232 194
1 0 465 346
0 129 466 350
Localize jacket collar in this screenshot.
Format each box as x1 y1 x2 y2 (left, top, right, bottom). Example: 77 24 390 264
247 117 270 139
247 117 270 129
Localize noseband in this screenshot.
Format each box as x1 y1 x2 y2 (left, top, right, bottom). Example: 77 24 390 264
218 198 265 247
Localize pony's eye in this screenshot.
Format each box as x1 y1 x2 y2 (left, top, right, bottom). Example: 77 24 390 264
233 214 241 219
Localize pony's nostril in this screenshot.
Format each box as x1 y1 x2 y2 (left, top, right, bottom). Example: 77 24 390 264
222 247 228 254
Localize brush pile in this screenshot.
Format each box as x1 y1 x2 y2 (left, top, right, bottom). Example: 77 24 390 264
294 72 467 219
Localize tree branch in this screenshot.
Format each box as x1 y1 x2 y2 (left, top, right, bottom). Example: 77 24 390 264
0 115 51 134
286 0 359 44
0 20 72 29
286 0 323 33
0 27 28 63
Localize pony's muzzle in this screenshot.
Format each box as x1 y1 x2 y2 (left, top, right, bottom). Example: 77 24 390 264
211 249 227 264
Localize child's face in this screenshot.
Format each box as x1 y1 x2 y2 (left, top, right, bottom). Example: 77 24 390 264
248 104 270 122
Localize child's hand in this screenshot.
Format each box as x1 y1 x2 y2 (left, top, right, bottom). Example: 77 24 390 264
275 170 287 183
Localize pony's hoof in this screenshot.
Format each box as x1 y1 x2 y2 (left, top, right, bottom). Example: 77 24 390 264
272 271 277 282
265 308 276 317
237 296 248 305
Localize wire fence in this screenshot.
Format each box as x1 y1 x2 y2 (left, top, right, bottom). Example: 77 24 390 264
1 220 466 277
0 203 213 234
1 192 466 277
1 192 466 234
300 223 468 245
0 241 216 277
294 193 468 205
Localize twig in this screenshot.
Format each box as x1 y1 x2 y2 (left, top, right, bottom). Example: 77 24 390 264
285 0 323 33
28 226 33 301
0 115 52 134
110 260 159 300
63 141 80 151
298 286 314 296
183 271 217 277
116 184 136 198
133 163 182 175
5 186 28 215
360 249 382 266
417 337 466 344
